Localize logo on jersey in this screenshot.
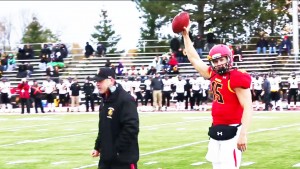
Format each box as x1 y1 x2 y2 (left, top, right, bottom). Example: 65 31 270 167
107 107 114 119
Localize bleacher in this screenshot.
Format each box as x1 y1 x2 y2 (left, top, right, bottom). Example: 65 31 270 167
3 50 300 87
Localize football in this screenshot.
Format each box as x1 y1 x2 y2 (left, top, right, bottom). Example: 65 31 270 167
172 11 190 33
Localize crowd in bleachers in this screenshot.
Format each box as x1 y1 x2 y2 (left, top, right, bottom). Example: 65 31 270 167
0 34 298 113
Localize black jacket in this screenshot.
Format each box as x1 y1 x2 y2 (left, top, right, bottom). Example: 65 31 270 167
70 83 81 96
94 84 139 164
83 82 95 95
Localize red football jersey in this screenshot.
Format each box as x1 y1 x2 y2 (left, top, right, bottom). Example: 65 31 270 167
208 67 251 125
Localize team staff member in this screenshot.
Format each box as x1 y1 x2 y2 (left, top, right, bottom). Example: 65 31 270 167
182 23 253 169
91 68 139 169
18 78 31 114
83 76 95 112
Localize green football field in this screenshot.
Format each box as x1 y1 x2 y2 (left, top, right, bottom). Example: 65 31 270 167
0 111 300 169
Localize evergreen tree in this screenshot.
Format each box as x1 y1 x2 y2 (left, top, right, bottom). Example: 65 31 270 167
22 17 59 44
133 0 288 45
91 9 121 54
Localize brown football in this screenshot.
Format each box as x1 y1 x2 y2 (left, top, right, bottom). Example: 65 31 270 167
172 11 190 33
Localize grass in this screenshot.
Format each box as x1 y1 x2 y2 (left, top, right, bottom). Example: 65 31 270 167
0 111 300 169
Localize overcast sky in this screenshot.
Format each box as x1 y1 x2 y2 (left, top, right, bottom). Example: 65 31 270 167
0 1 143 50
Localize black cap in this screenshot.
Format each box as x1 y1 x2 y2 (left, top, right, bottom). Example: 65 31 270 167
93 68 116 82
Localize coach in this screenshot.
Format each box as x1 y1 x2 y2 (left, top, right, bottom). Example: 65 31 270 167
91 67 139 169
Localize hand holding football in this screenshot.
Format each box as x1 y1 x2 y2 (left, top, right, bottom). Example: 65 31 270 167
172 11 190 33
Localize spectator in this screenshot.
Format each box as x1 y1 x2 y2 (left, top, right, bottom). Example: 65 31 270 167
206 28 215 51
194 35 205 58
168 53 178 73
138 65 148 81
96 42 106 57
150 55 162 72
1 54 8 71
110 64 116 74
40 44 51 59
59 44 68 58
52 66 60 83
233 45 243 62
7 54 16 71
170 37 181 53
17 45 25 60
160 54 169 71
104 59 111 67
23 44 34 59
278 36 292 56
84 42 94 58
116 62 124 77
39 54 49 71
26 62 34 78
268 38 277 54
17 62 28 78
256 37 268 54
147 66 156 75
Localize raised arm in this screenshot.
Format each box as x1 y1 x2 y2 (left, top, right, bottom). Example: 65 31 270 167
182 24 210 79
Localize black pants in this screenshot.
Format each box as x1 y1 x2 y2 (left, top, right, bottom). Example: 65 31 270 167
263 93 271 111
145 90 153 106
20 98 30 114
190 90 200 108
85 95 95 111
185 94 192 109
288 89 297 105
135 92 144 106
162 91 171 107
98 160 137 169
34 98 44 113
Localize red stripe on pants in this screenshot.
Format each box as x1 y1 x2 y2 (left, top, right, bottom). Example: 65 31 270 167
130 163 135 169
233 149 237 167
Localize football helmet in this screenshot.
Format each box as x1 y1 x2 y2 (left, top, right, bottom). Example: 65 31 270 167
207 44 233 75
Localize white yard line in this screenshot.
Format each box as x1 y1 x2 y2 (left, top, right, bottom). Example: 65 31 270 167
7 160 39 165
241 162 255 166
293 163 300 167
0 132 95 147
0 119 96 131
0 119 208 148
51 161 69 165
144 161 158 165
190 162 206 166
73 123 300 169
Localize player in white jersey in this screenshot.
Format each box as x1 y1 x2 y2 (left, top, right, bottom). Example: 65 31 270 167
287 72 299 110
0 77 12 112
199 78 210 111
132 76 144 106
42 77 56 112
189 74 202 110
174 75 186 110
120 76 132 93
65 77 73 112
252 73 263 110
162 75 172 111
56 79 68 111
268 72 282 111
144 75 153 107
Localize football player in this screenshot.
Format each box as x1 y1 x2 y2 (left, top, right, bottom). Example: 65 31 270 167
252 72 263 110
287 72 299 110
182 23 252 169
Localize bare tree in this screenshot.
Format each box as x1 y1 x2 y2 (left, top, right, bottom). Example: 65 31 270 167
0 16 12 52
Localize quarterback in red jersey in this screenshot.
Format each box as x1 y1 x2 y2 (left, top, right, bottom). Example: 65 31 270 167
181 24 253 169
